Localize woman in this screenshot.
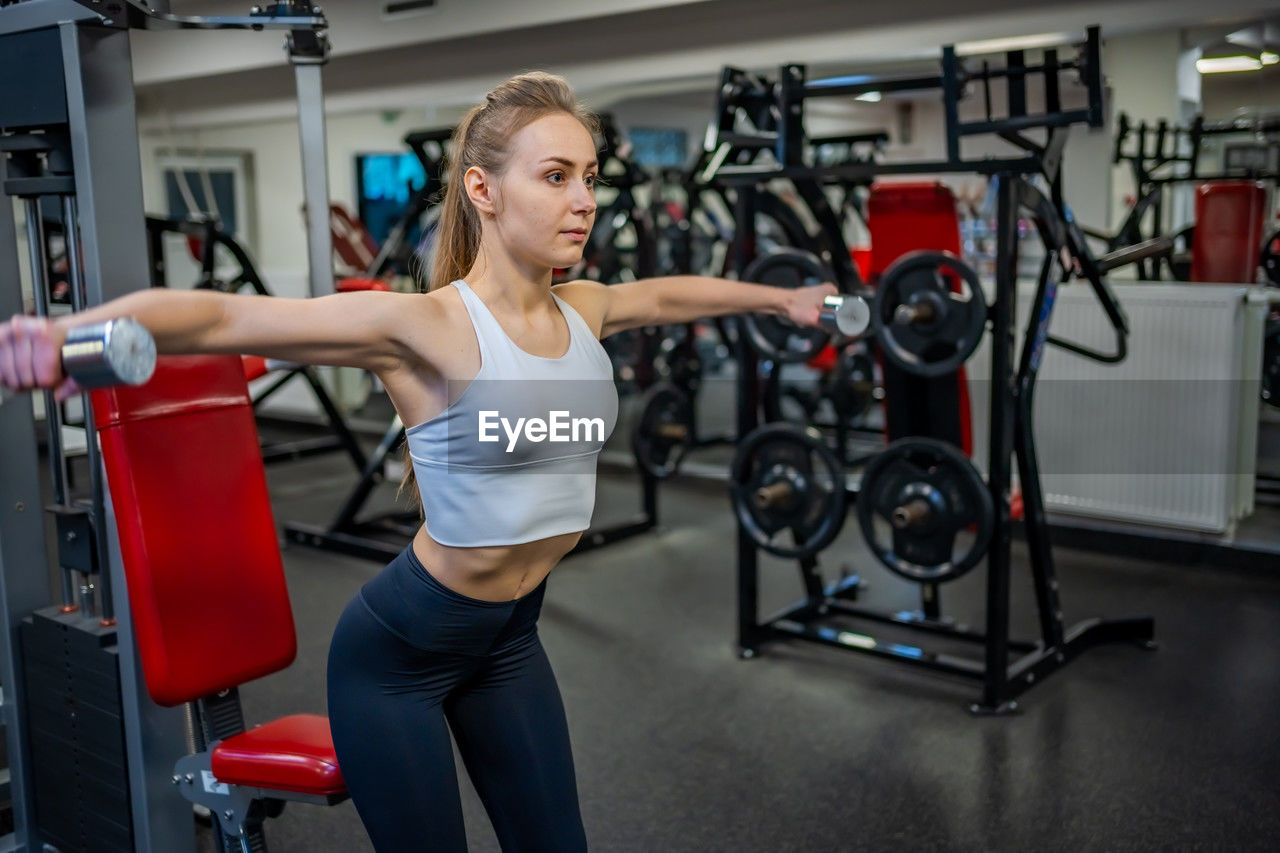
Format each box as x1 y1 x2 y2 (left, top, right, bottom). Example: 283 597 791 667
0 72 835 851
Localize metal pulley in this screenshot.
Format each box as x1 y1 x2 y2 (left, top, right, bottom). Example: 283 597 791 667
856 437 994 583
873 250 987 377
730 422 846 559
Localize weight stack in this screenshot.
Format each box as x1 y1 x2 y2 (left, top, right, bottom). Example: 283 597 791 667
20 607 132 852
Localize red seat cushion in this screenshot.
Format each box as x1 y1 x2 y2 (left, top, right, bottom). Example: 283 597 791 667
211 714 345 796
337 276 390 293
1191 181 1266 283
241 355 270 382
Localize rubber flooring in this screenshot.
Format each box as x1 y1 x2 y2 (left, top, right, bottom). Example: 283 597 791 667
185 447 1280 852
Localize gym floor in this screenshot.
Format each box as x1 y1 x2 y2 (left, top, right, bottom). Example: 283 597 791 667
193 434 1280 852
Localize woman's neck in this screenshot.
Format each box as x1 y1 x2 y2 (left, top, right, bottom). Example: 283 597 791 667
465 248 554 314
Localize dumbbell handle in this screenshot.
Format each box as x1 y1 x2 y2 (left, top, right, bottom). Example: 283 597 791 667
0 317 157 405
818 294 871 338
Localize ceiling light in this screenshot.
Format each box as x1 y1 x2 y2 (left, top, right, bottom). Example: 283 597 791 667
856 91 882 103
1197 55 1265 73
955 32 1076 55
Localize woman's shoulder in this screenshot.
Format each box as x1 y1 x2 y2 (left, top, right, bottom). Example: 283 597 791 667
551 279 607 337
381 285 475 365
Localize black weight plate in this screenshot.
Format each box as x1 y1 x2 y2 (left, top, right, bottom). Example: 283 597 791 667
874 251 987 377
856 437 994 582
741 249 834 363
1263 321 1280 409
821 348 876 422
655 327 703 397
631 382 694 479
1262 228 1280 287
730 422 846 559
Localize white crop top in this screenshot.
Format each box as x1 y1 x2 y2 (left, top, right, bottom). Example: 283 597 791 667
404 280 618 547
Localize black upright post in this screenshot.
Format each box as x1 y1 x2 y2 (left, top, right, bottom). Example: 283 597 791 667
735 186 762 656
1015 256 1065 650
978 174 1020 713
642 468 659 526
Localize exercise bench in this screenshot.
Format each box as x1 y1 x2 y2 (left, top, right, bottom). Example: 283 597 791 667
93 355 348 853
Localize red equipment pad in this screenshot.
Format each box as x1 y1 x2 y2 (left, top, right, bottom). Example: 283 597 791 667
336 276 391 293
868 182 963 276
211 714 345 796
241 355 270 382
329 203 379 273
867 182 973 455
1192 181 1267 283
92 356 297 707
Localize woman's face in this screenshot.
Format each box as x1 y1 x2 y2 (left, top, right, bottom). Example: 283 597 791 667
473 112 599 271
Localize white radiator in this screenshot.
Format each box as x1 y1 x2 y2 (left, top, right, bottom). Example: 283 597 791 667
967 282 1269 534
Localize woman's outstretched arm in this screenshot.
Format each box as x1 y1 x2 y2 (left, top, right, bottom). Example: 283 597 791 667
553 276 836 338
0 288 440 397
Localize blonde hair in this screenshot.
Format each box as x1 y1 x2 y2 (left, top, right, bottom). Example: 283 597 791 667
426 71 600 292
400 72 600 512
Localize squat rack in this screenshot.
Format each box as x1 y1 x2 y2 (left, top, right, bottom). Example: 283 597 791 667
710 27 1156 713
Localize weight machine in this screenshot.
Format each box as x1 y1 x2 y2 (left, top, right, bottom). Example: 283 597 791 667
1104 111 1280 281
0 2 337 850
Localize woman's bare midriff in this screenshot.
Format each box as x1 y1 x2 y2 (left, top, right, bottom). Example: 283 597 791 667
412 525 582 602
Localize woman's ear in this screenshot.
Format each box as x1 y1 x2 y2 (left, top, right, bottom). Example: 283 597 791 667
464 166 498 216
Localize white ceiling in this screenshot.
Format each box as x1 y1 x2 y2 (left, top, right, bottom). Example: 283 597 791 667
131 0 1280 127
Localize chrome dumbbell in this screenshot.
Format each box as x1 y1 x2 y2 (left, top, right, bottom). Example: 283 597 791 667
818 293 871 338
0 317 156 405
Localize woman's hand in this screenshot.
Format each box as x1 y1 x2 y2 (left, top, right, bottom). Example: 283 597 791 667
0 315 79 402
783 282 839 328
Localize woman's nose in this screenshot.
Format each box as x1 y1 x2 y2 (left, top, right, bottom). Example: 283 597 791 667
571 181 596 215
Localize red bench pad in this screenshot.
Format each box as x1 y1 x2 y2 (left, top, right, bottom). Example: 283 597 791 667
1192 181 1266 284
337 277 390 293
212 714 345 796
867 181 973 454
241 355 270 382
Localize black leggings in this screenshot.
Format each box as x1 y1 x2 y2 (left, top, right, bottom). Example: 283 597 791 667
327 546 587 852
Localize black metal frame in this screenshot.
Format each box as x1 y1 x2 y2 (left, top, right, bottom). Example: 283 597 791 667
1103 112 1280 279
360 125 450 284
720 27 1155 713
144 214 370 470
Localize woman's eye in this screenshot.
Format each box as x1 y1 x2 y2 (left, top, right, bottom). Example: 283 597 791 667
584 175 597 188
548 172 564 184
